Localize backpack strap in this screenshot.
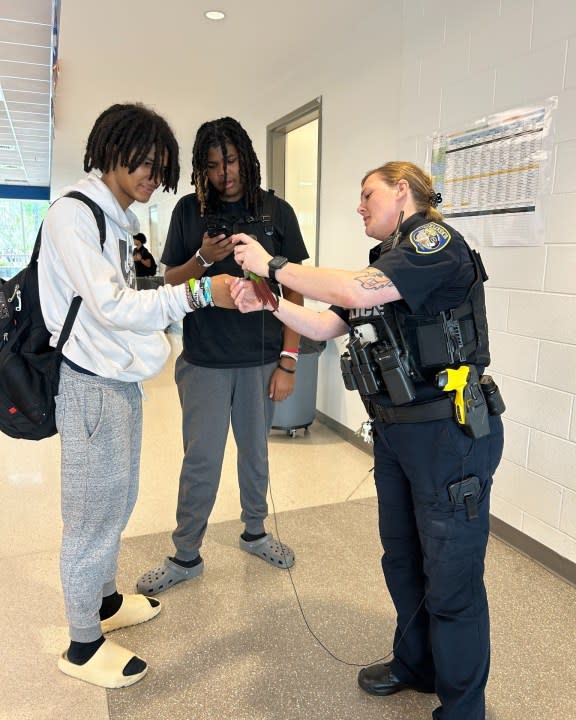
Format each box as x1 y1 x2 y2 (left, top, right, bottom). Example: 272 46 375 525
64 191 106 251
29 225 44 267
30 190 107 265
56 296 83 351
229 190 276 235
53 192 107 350
262 189 275 237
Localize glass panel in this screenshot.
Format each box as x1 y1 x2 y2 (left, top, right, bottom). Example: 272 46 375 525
0 199 49 279
284 119 318 266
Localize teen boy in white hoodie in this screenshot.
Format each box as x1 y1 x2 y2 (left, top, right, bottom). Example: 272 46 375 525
38 103 234 689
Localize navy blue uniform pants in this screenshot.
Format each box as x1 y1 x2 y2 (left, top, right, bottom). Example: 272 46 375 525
373 414 504 720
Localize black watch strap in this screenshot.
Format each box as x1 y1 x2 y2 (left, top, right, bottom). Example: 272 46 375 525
268 255 288 281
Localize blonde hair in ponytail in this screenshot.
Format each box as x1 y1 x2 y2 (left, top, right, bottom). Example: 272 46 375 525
362 161 443 222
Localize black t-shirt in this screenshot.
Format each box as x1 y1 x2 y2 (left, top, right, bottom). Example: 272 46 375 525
134 246 157 277
162 190 309 367
330 212 476 403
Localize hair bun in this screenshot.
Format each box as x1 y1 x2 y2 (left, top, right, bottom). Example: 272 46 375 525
430 191 442 208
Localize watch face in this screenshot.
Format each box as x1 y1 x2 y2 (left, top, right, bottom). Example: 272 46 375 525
270 256 288 270
268 256 288 281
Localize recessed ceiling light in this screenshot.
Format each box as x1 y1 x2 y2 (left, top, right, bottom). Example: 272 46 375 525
204 10 225 21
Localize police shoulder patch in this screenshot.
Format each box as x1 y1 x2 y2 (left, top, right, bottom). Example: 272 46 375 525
409 222 451 254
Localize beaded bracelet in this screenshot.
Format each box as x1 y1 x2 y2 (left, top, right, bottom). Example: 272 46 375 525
188 279 203 309
187 278 214 309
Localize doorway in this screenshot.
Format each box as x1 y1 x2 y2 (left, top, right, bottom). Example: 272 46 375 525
267 98 321 266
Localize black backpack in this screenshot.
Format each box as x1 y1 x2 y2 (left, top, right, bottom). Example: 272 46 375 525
0 191 105 440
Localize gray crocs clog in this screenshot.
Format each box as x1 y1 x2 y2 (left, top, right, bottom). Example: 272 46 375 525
136 556 204 596
239 533 295 569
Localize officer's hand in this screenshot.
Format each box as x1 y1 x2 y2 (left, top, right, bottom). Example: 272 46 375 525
231 234 272 277
230 277 272 313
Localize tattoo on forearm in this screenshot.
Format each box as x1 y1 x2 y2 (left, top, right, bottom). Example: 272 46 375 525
354 269 396 291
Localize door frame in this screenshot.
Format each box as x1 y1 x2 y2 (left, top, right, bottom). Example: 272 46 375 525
267 97 322 265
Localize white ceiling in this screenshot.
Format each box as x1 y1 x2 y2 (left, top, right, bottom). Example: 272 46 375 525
0 0 53 189
0 0 392 196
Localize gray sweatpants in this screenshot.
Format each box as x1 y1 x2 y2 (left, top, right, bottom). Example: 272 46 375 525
172 356 276 561
56 363 142 642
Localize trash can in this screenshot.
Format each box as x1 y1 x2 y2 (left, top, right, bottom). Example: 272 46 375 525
136 275 165 290
271 337 326 437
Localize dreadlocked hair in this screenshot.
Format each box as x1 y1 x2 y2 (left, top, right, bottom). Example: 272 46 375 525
84 103 180 193
191 117 261 216
362 161 444 222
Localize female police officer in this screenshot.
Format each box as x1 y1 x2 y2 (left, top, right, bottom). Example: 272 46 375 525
230 161 504 720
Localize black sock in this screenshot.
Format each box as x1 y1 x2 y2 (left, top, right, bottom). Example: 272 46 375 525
100 591 160 621
169 555 202 569
99 591 123 620
123 656 147 676
241 531 267 542
67 636 105 665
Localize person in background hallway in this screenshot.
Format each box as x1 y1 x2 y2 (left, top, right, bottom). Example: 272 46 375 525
231 160 504 720
38 102 235 689
136 117 308 596
132 232 157 277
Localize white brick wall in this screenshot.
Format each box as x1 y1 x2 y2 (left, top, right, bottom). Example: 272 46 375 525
399 0 576 561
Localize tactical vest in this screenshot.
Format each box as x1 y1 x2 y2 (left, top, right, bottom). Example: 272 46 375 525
340 230 490 405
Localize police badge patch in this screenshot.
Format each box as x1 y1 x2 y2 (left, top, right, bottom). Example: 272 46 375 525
409 222 451 254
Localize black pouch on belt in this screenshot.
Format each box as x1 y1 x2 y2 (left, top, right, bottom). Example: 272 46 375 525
448 475 480 520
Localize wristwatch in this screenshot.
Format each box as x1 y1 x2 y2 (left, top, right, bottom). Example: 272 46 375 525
268 255 288 281
195 248 214 268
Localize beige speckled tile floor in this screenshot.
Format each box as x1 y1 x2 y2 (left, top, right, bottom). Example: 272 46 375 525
103 502 576 720
1 337 575 720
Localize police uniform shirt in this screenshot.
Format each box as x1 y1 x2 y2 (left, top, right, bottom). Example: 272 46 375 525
331 212 475 324
330 212 477 403
162 190 308 368
376 212 475 315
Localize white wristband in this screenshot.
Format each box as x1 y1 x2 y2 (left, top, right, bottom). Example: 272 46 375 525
280 350 299 362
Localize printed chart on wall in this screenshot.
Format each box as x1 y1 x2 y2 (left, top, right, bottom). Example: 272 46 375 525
428 99 557 246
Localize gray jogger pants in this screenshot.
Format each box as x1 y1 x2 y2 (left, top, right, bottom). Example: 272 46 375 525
171 356 276 561
56 363 142 642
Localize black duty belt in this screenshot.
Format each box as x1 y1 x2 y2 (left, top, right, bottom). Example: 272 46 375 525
367 396 454 424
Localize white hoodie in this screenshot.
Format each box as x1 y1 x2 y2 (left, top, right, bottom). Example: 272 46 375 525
38 172 190 382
